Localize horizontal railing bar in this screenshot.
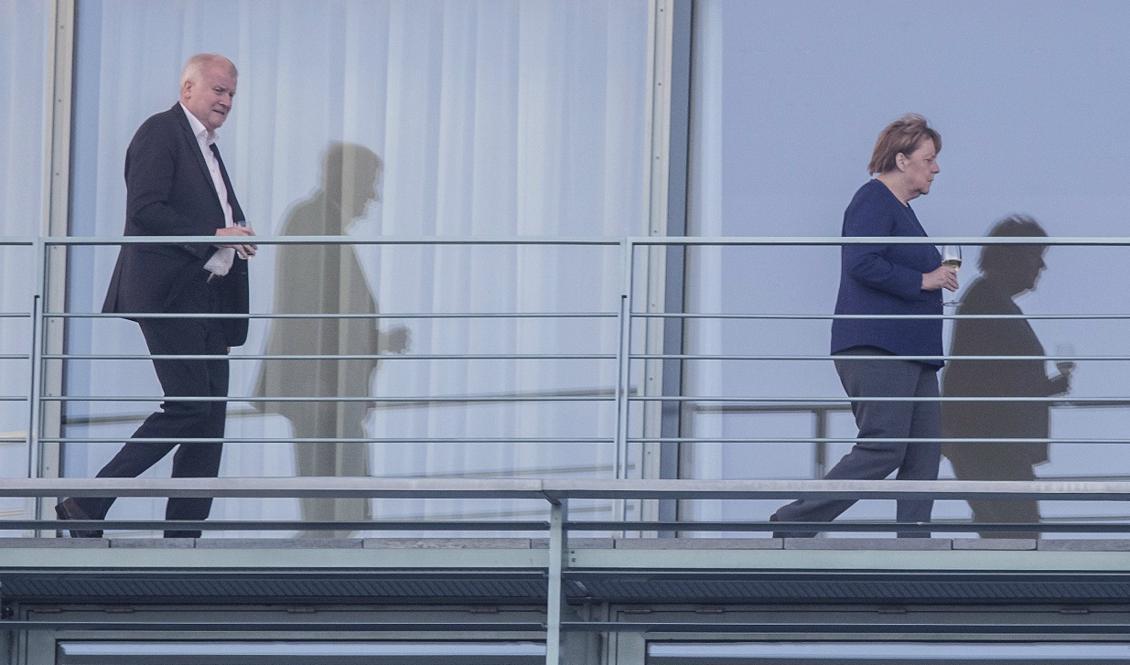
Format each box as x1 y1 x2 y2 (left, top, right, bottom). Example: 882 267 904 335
0 620 547 633
693 400 1130 413
568 520 1130 533
627 235 1130 246
0 478 548 498
44 352 1115 362
0 354 32 360
41 436 1123 446
41 435 1130 446
0 313 32 318
42 311 1130 321
563 621 1130 634
631 312 1130 320
633 396 1130 403
630 354 1123 361
5 519 549 532
38 234 1130 247
46 395 1129 404
48 395 614 403
45 311 617 319
541 479 1130 501
8 478 1130 500
41 437 613 444
628 437 1130 444
13 519 1127 534
47 235 622 246
0 238 36 246
45 353 615 361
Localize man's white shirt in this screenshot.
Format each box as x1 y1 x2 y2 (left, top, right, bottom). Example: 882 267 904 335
180 103 236 276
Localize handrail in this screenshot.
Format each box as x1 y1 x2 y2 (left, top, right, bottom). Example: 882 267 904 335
5 477 1130 500
11 234 1130 538
45 233 1130 246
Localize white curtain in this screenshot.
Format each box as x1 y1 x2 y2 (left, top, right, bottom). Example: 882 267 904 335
63 0 651 533
0 1 51 529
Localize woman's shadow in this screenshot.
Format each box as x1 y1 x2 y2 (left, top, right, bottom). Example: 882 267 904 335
942 215 1071 539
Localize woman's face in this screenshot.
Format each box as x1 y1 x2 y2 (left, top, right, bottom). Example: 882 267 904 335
1016 247 1047 292
991 246 1047 294
899 139 940 200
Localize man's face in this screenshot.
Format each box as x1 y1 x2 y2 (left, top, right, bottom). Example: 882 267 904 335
350 163 380 217
182 63 237 132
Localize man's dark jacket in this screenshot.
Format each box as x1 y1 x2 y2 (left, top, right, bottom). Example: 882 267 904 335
102 103 249 346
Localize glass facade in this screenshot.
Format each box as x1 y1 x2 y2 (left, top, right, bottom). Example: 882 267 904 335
0 0 52 522
681 0 1130 534
8 3 1130 664
61 0 651 533
13 0 1130 538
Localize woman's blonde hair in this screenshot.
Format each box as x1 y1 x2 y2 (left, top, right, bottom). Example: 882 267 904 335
868 113 941 175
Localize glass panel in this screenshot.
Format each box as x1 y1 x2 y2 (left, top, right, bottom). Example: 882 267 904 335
63 0 650 536
58 640 544 664
0 0 51 525
683 0 1130 535
648 641 1130 663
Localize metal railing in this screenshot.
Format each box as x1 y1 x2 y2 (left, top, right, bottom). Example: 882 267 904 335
4 235 1130 537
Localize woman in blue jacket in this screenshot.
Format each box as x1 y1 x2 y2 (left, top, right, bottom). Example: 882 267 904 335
772 114 957 537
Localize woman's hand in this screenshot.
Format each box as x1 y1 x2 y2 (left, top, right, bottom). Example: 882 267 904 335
921 265 958 292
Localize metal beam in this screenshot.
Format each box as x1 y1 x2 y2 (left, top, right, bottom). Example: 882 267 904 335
545 500 568 664
6 477 1130 501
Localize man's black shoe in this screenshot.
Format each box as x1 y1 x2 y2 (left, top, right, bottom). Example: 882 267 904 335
769 513 816 539
55 498 104 538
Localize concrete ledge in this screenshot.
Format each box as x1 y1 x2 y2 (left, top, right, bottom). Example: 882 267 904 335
952 538 1036 551
1038 539 1130 551
109 538 194 548
783 537 951 551
0 537 108 548
194 537 362 549
531 537 615 550
615 537 783 550
364 538 532 549
4 536 1130 556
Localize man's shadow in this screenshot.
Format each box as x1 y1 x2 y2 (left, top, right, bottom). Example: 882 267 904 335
941 215 1071 539
254 142 409 537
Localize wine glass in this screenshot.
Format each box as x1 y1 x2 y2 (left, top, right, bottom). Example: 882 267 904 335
940 244 962 306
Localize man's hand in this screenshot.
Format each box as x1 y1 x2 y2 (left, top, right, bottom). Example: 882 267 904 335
216 225 257 259
922 265 958 292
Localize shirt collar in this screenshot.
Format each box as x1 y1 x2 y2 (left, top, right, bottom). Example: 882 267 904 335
179 102 217 145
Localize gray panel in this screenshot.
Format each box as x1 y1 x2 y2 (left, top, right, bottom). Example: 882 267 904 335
57 640 544 664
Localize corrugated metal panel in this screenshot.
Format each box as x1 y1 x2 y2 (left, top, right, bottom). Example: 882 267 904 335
7 570 1130 605
0 574 552 604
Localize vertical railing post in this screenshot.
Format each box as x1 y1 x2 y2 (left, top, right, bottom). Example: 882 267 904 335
27 238 46 534
614 239 634 481
614 239 636 526
813 407 829 479
545 497 568 665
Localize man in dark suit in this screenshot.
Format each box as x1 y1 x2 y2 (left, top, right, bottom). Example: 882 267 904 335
57 53 256 538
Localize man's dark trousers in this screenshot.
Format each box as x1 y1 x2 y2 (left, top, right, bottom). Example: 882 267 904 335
71 269 228 538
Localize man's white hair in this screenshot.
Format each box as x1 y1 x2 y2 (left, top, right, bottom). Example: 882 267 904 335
180 53 237 88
